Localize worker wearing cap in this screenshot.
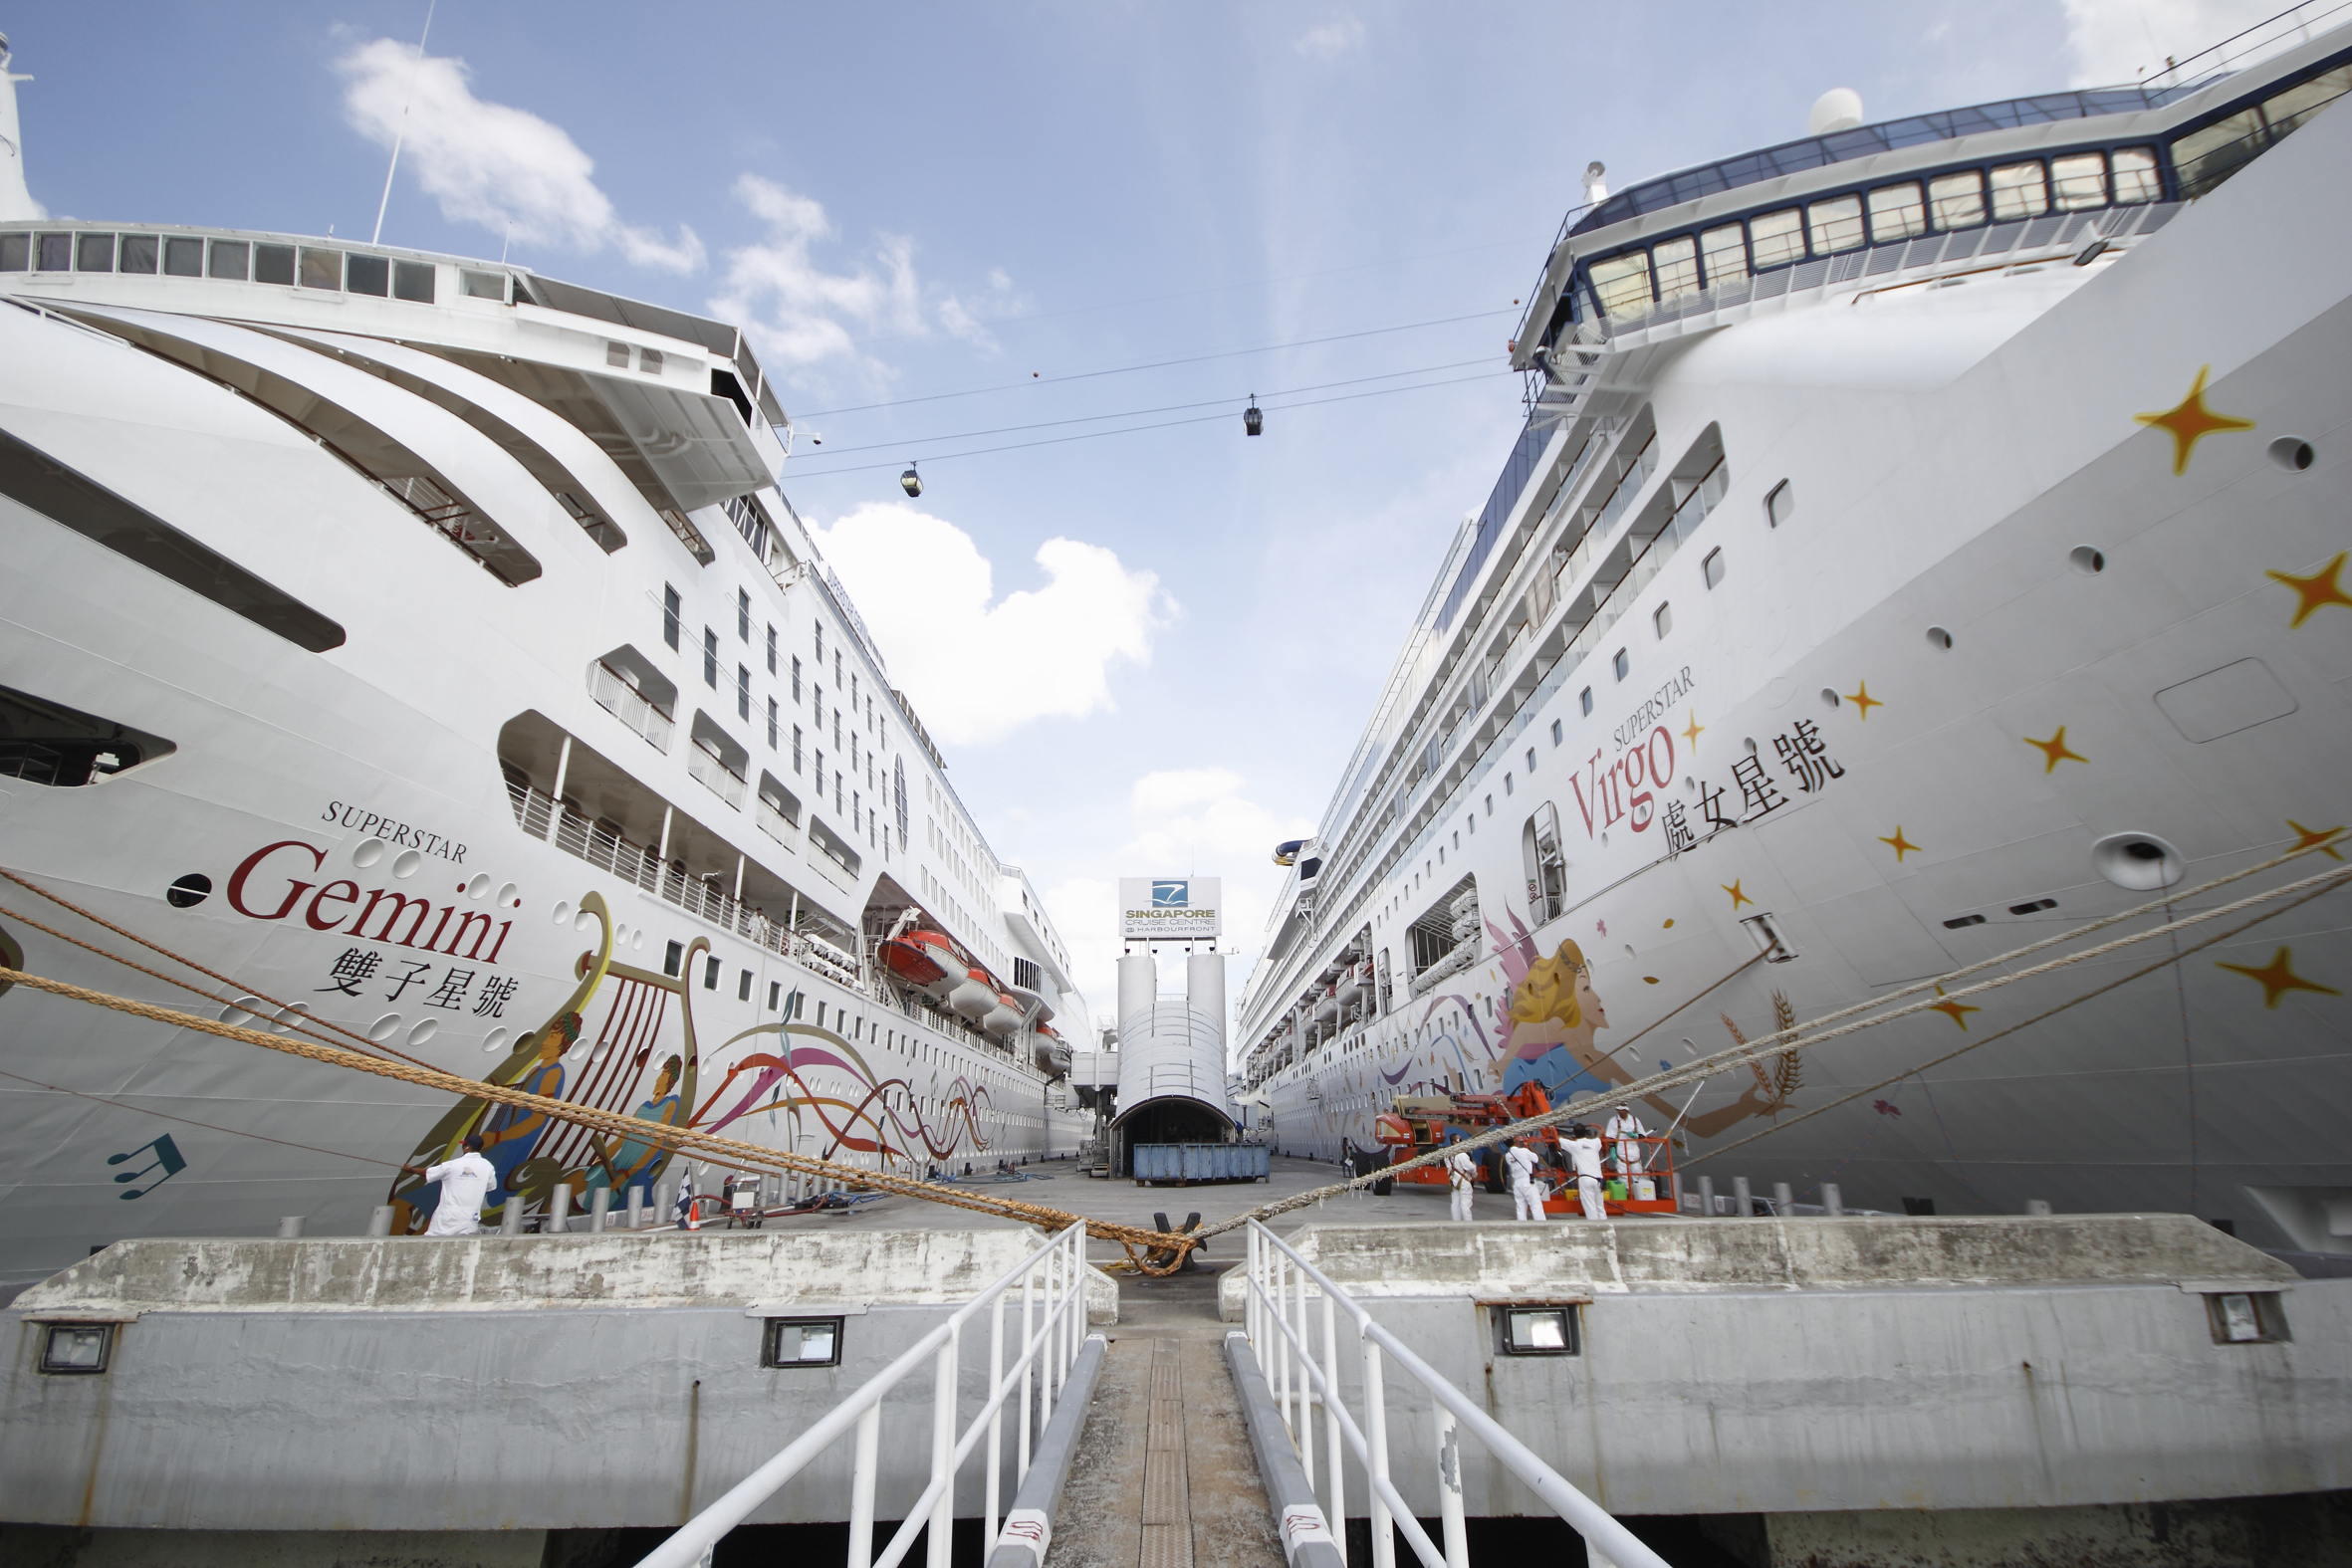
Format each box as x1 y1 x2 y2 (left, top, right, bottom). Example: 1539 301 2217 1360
1603 1103 1651 1175
1445 1139 1479 1223
1504 1137 1545 1223
1562 1122 1608 1222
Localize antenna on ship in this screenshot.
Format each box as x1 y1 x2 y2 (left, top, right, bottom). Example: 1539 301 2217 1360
1582 162 1607 206
899 461 923 498
370 0 440 246
0 33 42 224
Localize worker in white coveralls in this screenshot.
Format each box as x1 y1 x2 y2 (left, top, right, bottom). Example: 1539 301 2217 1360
402 1133 497 1236
1603 1103 1651 1174
1504 1137 1545 1223
1562 1122 1609 1222
1445 1140 1479 1223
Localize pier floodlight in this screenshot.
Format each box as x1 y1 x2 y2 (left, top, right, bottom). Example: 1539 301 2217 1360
899 462 922 498
1244 396 1263 436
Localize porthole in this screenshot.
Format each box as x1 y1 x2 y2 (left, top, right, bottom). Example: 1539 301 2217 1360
220 997 264 1026
2267 436 2314 472
2069 546 2105 575
496 881 519 908
466 873 492 900
369 1013 402 1041
482 1027 509 1054
2090 831 2184 891
1612 648 1630 681
352 837 386 869
1926 625 1955 650
166 872 212 909
1653 602 1673 638
392 849 423 879
1818 688 1840 710
407 1018 440 1047
1764 480 1793 529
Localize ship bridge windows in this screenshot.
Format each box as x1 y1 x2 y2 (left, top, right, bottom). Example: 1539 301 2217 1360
1698 223 1748 289
1747 208 1804 270
1990 160 2050 220
1652 235 1700 303
1805 194 1865 255
0 683 176 788
2174 65 2352 197
1927 170 1987 230
0 425 346 652
1588 251 1653 318
2051 151 2109 210
1867 182 1927 242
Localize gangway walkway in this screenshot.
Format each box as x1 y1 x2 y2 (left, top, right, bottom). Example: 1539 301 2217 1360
636 1223 1100 1568
1236 1221 1671 1568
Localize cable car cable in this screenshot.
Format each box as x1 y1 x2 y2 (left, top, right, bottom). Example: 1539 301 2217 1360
794 307 1518 419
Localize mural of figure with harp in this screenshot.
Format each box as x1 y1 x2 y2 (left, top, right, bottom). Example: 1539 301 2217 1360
386 894 705 1232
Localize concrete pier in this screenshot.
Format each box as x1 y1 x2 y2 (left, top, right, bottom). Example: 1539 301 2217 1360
1218 1215 2349 1563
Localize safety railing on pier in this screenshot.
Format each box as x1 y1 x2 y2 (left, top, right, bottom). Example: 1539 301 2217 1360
1241 1221 1669 1568
637 1222 1093 1568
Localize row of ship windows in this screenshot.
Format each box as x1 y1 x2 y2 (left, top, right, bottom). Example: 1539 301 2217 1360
1584 147 2158 317
0 229 512 303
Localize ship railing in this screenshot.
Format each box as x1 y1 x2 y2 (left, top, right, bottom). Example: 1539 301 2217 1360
1240 1221 1669 1568
688 743 749 811
755 793 800 848
503 776 862 982
636 1222 1095 1568
588 661 675 754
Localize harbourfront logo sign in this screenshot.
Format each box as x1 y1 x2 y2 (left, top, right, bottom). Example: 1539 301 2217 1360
1121 877 1222 940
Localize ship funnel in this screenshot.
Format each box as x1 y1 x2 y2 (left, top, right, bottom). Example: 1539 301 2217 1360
1582 161 1608 204
0 34 41 222
1808 88 1864 135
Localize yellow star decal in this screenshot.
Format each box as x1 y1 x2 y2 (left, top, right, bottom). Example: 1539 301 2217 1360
2288 819 2345 862
1843 680 1882 720
2266 552 2352 629
1681 710 1704 751
2023 726 2088 774
1723 880 1753 910
2216 946 2341 1009
1879 826 1921 862
1928 985 1980 1029
2134 364 2254 475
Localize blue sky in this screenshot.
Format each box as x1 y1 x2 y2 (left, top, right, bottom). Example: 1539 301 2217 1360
4 0 2274 1021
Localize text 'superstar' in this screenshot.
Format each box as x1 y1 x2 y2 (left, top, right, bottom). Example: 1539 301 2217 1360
1879 827 1921 862
1843 680 1882 720
1723 880 1753 910
2216 947 2340 1009
2266 552 2352 629
2134 364 2254 475
2024 726 2088 774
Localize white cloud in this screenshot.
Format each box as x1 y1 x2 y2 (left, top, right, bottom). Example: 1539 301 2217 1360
337 39 703 272
2059 0 2283 88
707 174 929 373
812 502 1171 746
1294 10 1366 60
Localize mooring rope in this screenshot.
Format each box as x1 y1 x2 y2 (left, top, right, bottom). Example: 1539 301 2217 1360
1194 840 2352 1237
0 962 1203 1272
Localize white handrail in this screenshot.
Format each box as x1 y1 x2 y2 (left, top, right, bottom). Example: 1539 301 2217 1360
637 1223 1089 1568
1243 1222 1671 1568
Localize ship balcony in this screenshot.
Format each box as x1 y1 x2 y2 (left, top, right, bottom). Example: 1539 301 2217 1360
688 741 749 811
588 654 675 754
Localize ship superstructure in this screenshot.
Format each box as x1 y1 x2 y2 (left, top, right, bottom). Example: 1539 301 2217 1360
0 68 1090 1282
1238 20 2352 1261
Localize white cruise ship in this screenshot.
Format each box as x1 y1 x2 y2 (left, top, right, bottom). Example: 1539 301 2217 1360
1238 16 2352 1265
0 39 1091 1290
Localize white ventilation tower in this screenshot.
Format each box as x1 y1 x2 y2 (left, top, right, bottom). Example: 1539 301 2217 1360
0 37 38 222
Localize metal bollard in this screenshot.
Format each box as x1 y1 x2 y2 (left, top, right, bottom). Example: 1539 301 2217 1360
1773 1181 1794 1215
2024 1199 2053 1216
277 1215 305 1238
500 1197 524 1235
1732 1177 1752 1218
1671 1171 1684 1213
626 1185 648 1230
547 1182 574 1233
588 1187 611 1233
366 1205 395 1237
1698 1175 1717 1218
1822 1182 1845 1217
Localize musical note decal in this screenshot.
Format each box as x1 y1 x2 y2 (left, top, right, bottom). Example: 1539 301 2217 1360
107 1133 187 1199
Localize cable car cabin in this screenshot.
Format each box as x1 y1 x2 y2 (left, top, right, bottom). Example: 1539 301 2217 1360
1365 1085 1679 1217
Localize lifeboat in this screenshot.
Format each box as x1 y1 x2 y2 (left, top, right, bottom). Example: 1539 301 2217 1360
946 969 998 1021
877 929 963 997
981 993 1024 1036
